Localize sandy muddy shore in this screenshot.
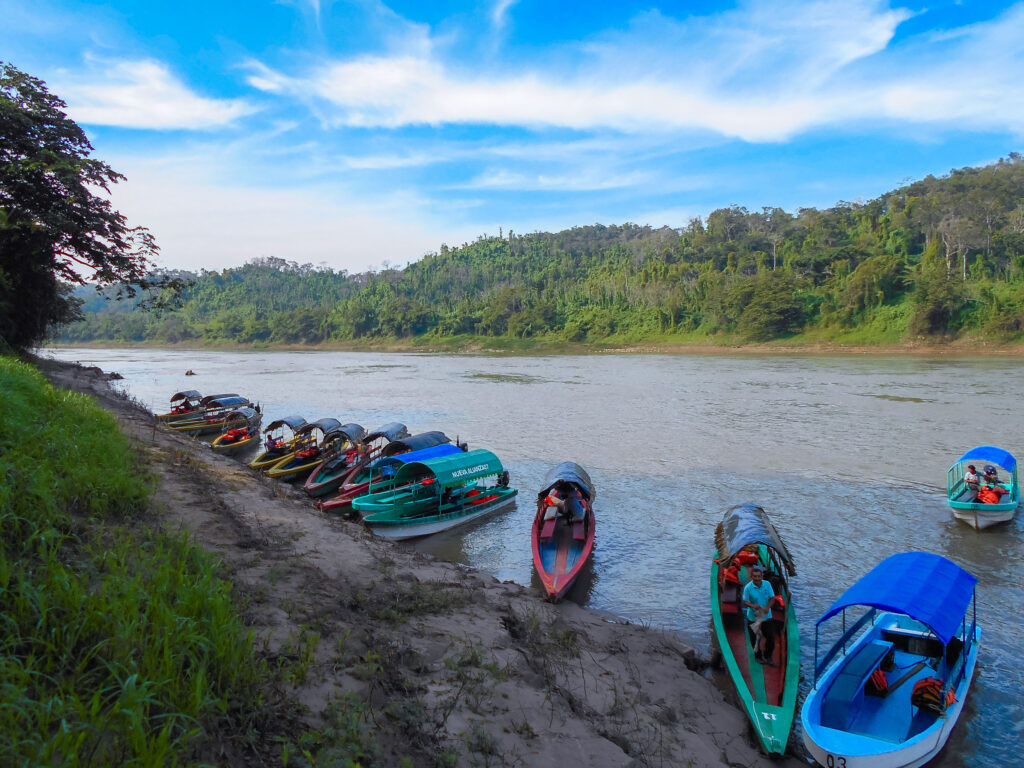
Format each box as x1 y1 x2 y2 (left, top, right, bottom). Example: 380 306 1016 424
37 356 801 768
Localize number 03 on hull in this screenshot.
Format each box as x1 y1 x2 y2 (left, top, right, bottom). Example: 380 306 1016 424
801 553 980 768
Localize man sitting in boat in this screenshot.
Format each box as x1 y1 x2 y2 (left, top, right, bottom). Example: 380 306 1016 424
265 434 283 453
542 482 585 522
976 483 1008 504
742 566 778 666
982 464 1000 484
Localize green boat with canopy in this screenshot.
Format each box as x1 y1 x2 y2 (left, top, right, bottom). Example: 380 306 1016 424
356 448 516 540
710 503 799 756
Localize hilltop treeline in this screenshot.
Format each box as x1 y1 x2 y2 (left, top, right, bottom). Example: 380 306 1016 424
58 156 1024 346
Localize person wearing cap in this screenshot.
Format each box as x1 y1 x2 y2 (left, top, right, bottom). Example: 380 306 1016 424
963 465 980 492
983 465 1000 484
742 565 778 665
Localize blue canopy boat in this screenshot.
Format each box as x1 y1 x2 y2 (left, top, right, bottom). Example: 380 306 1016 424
946 445 1019 529
801 553 980 768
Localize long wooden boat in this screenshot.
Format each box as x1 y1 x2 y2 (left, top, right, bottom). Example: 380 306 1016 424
317 431 451 513
946 445 1019 529
801 552 980 768
710 503 798 756
248 415 307 471
168 395 253 436
264 418 343 481
302 422 369 497
356 448 516 540
531 462 596 601
155 390 204 422
210 406 263 454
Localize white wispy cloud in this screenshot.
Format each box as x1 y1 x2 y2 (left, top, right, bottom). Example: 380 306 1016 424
58 59 254 130
491 0 519 30
245 0 1024 141
105 148 448 271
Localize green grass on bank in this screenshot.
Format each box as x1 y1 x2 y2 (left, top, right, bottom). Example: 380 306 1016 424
0 357 263 766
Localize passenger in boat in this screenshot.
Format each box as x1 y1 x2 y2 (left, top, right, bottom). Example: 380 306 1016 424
742 566 778 666
982 465 1000 484
963 465 980 492
265 434 281 453
542 487 565 521
977 483 1008 504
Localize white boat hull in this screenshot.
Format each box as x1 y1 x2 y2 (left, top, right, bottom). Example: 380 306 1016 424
367 495 516 541
951 505 1017 530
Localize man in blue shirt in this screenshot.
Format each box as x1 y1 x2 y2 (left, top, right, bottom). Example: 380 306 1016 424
742 565 777 665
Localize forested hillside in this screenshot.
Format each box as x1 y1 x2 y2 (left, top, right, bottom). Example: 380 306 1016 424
57 156 1024 347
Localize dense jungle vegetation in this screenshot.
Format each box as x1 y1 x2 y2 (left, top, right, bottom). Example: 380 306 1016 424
57 155 1024 347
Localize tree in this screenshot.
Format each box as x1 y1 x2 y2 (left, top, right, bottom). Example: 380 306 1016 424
0 62 165 349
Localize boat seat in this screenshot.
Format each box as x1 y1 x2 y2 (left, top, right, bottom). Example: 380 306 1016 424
572 520 586 541
821 641 894 731
540 518 557 538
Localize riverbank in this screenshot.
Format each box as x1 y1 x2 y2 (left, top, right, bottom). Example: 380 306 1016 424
35 356 796 767
47 335 1024 357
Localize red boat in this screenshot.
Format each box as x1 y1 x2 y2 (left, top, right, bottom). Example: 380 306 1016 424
531 463 596 601
317 431 451 512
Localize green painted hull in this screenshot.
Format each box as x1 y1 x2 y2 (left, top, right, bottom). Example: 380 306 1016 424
710 546 799 756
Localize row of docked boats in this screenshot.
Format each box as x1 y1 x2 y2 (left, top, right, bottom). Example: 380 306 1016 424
160 391 996 766
158 391 599 601
712 504 980 768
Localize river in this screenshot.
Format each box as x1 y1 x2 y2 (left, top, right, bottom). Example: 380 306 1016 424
44 347 1024 768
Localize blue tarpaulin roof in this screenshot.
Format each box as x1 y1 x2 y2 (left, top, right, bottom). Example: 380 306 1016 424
817 552 977 645
951 445 1017 473
372 443 463 474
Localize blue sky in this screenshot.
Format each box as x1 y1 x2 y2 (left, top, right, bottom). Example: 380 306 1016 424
2 0 1022 273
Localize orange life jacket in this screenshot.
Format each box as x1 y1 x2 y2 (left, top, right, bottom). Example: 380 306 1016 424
977 485 1007 504
733 551 759 567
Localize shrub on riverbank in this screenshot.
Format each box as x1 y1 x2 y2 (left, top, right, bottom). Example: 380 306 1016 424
0 356 262 765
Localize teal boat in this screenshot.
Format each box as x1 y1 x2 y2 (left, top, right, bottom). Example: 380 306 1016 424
356 449 516 540
710 504 799 756
947 445 1019 529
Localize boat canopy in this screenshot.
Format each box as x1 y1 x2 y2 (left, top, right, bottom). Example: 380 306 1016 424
266 415 307 432
371 443 463 474
950 445 1017 473
714 503 795 576
170 390 202 402
537 462 596 503
298 418 343 436
393 448 503 489
205 395 251 409
816 552 976 645
381 431 451 457
226 406 260 422
364 422 409 443
324 423 366 445
200 393 241 405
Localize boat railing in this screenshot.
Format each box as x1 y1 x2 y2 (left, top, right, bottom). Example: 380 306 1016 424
946 464 964 495
814 607 877 685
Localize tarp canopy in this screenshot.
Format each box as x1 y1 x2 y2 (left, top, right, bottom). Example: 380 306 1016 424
714 503 796 575
324 423 366 445
537 462 596 502
950 445 1017 473
205 395 251 409
170 390 202 402
200 393 241 405
381 431 450 457
371 443 463 475
364 422 409 444
225 406 260 422
266 415 307 432
817 552 976 645
297 418 343 436
394 449 503 489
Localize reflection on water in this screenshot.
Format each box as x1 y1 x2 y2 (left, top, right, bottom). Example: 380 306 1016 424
45 347 1024 768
